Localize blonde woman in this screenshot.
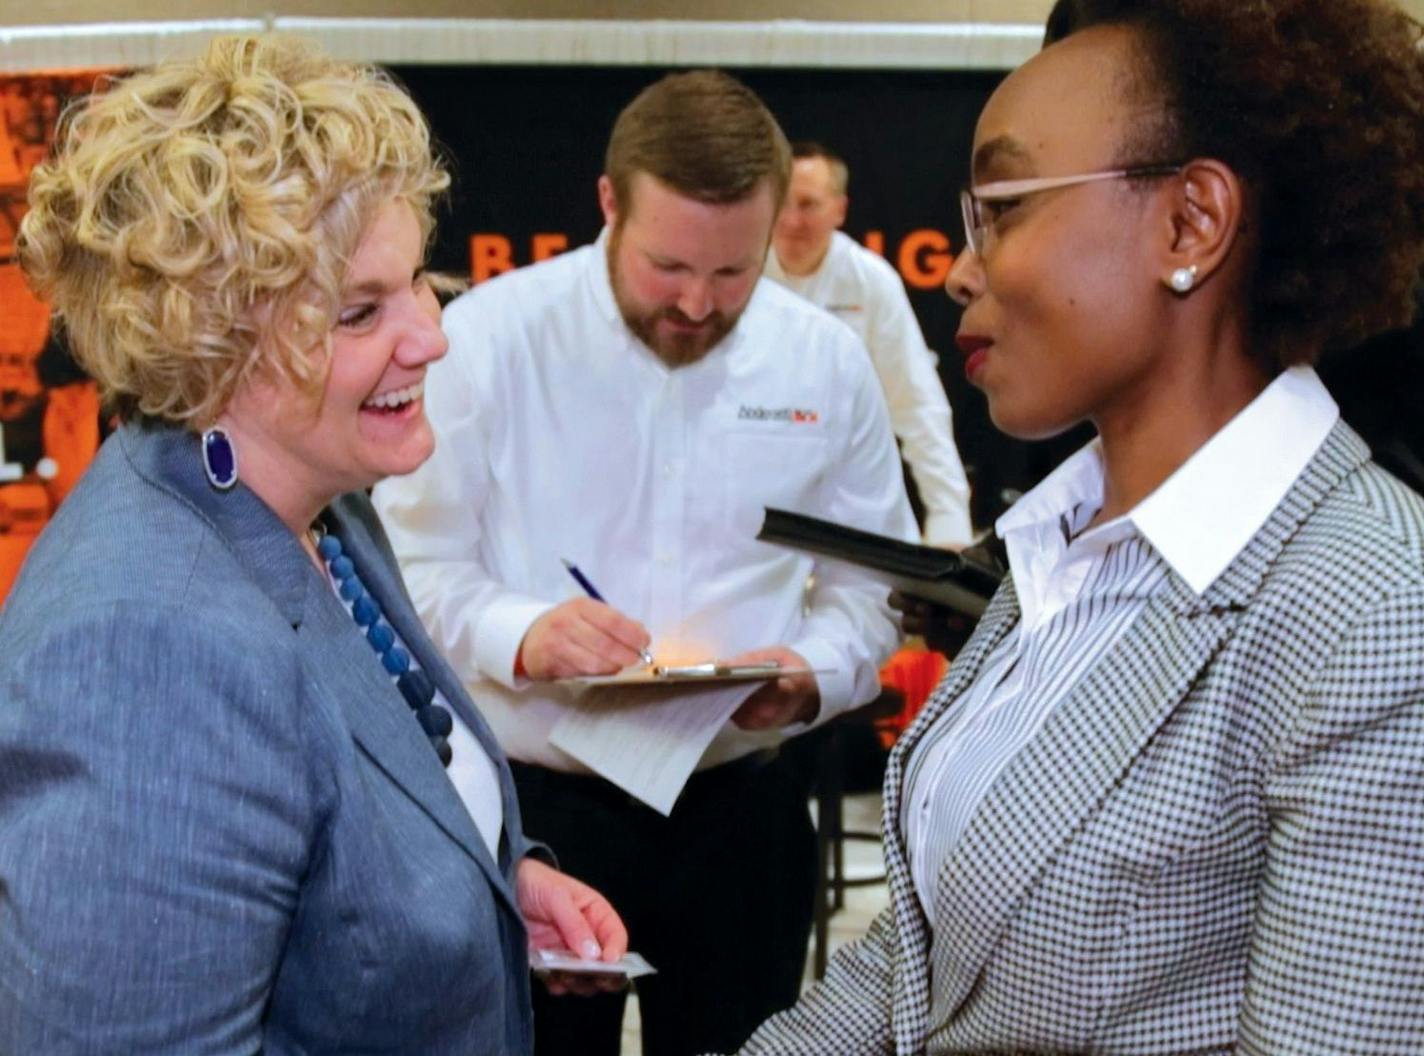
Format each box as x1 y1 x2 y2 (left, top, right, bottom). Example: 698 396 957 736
0 36 624 1054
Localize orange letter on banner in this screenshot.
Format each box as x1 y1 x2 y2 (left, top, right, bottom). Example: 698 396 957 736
862 230 886 257
898 229 953 289
531 233 568 262
470 234 515 284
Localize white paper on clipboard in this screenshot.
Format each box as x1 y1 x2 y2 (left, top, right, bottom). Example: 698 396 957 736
548 680 761 815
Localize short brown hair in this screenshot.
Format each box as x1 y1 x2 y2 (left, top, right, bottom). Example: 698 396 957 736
19 34 449 426
1043 0 1424 371
791 141 849 196
604 69 791 214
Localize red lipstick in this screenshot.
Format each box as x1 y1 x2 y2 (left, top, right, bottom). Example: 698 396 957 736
956 333 992 382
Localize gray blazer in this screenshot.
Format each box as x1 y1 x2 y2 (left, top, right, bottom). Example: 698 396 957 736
739 421 1424 1055
0 421 540 1054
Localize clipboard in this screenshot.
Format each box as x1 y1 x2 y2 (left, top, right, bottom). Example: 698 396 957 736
558 662 831 687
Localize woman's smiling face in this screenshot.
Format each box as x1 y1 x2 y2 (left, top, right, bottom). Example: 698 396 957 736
223 198 448 512
947 25 1179 441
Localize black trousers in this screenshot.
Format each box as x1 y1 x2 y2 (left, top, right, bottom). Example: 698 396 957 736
513 751 817 1056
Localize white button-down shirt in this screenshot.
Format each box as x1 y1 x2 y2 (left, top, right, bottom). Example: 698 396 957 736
904 366 1340 921
374 233 916 772
765 231 974 546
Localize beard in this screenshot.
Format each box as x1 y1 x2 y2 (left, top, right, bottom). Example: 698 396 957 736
606 229 740 368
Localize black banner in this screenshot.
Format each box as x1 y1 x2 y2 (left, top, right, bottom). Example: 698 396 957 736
396 61 1424 520
392 63 1093 530
5 59 1417 575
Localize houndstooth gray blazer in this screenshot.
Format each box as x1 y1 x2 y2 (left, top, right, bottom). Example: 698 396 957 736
738 420 1424 1055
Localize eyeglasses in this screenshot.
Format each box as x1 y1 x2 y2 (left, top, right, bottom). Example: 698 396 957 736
959 165 1182 257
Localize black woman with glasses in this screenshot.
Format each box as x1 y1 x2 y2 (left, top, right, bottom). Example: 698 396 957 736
733 1 1424 1053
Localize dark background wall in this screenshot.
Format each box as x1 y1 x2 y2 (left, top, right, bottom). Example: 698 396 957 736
4 58 1419 541
395 62 1096 529
396 61 1424 527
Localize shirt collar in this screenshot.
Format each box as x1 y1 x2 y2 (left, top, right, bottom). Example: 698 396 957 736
763 246 786 282
1132 365 1338 593
994 442 1112 630
997 365 1339 597
997 441 1107 539
587 226 623 332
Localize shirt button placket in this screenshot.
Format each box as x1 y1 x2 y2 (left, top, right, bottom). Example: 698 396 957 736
648 372 686 632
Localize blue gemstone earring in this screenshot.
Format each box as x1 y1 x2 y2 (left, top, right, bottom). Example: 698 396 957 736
201 426 238 490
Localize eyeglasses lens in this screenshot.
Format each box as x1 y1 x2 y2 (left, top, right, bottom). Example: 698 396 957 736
959 190 981 257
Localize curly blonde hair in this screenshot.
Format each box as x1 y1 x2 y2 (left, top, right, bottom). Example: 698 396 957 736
18 35 450 425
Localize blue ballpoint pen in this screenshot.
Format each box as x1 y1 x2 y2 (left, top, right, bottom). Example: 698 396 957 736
560 558 656 666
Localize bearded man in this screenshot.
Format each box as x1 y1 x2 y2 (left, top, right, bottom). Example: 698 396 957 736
375 69 914 1056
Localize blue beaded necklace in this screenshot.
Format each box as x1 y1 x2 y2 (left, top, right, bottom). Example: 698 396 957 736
314 527 454 767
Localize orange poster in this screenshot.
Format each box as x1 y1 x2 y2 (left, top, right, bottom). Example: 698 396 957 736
1 71 108 603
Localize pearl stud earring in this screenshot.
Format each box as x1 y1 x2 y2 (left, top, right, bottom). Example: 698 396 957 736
1167 264 1199 294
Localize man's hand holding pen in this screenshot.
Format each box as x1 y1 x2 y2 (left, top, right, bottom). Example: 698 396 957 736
517 597 653 680
521 560 820 729
726 645 820 730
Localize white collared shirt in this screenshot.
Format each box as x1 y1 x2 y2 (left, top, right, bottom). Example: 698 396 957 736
903 366 1339 922
373 232 916 772
765 231 974 546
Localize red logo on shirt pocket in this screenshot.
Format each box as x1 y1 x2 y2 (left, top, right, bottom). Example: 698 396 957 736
738 405 821 425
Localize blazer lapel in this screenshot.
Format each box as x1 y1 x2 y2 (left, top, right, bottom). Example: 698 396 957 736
323 500 521 917
924 574 1237 1030
919 420 1372 1033
327 498 503 766
119 422 313 627
124 426 522 918
879 582 1022 1055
